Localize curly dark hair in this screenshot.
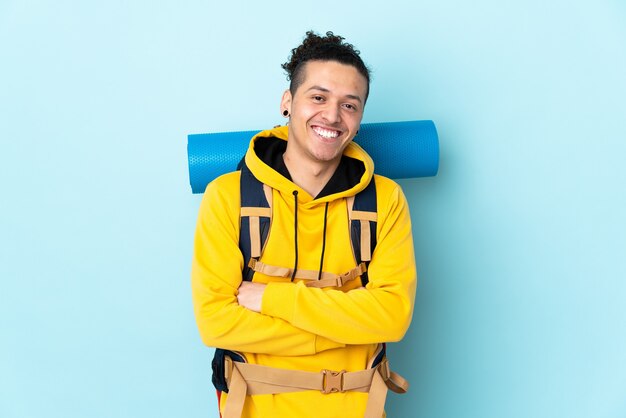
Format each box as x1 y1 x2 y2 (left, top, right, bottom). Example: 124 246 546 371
282 31 371 102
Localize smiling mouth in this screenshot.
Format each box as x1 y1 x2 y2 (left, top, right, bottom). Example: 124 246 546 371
311 125 342 139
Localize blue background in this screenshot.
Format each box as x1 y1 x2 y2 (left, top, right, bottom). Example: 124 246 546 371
1 1 625 417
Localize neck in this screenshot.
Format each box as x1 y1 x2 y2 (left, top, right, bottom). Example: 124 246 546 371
282 153 339 197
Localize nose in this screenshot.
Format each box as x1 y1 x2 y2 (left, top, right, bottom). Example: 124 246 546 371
321 103 341 124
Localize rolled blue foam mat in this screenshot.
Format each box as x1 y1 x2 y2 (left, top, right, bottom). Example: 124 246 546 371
188 120 439 194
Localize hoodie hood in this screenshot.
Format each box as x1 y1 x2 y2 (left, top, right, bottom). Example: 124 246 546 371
243 125 374 204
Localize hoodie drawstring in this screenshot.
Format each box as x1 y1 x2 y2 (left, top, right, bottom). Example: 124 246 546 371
290 192 330 283
317 202 329 281
290 190 299 281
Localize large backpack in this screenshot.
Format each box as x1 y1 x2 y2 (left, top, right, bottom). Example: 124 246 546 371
212 160 379 392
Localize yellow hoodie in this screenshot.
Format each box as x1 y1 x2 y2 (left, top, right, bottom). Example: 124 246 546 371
192 126 417 417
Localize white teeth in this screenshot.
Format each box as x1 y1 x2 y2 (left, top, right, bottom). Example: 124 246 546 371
313 126 340 138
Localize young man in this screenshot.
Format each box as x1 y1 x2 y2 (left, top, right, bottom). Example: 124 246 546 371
192 31 417 417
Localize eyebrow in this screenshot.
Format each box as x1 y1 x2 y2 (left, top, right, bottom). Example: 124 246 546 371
306 86 363 104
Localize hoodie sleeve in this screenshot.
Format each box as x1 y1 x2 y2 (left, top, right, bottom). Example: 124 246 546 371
191 174 345 355
261 179 417 345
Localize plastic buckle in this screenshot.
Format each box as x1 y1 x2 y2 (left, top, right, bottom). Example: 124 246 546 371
337 270 353 287
321 369 346 394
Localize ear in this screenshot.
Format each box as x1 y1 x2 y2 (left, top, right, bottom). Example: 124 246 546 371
280 89 292 114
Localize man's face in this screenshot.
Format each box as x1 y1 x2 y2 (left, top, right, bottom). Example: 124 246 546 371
281 60 367 169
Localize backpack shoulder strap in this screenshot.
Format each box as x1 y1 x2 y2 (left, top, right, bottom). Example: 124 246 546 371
346 179 378 286
240 164 376 285
239 162 272 281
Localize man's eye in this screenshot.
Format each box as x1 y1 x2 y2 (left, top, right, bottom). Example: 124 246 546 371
312 95 324 102
344 103 357 111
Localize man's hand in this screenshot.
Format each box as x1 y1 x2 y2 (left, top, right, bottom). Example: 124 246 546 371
237 282 267 312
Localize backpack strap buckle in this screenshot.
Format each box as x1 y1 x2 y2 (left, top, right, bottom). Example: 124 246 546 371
321 369 346 394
